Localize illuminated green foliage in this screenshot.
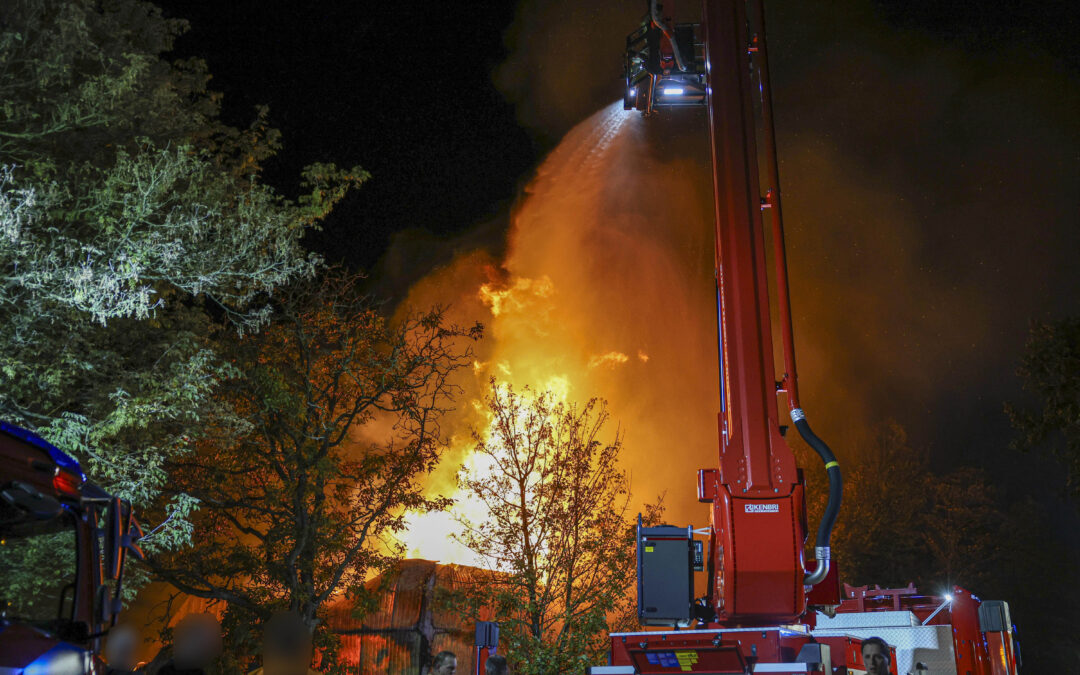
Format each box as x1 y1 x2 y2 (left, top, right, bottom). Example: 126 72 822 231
0 0 364 551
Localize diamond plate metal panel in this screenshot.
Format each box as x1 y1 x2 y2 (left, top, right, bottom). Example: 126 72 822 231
813 625 957 675
814 610 920 629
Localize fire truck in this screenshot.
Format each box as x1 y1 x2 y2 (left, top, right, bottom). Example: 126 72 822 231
591 2 1022 673
0 421 143 674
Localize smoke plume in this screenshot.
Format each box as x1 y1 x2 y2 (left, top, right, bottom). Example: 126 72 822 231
395 0 1079 546
399 106 721 541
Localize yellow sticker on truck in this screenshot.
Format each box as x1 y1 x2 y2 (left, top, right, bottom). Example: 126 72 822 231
644 650 699 671
676 650 700 671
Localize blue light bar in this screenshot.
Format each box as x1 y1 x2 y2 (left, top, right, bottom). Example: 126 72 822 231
0 420 85 481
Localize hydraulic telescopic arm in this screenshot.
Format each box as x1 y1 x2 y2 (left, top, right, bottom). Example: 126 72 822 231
747 0 842 590
700 0 842 622
627 0 842 625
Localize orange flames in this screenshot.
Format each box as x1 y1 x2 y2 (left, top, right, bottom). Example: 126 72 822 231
400 276 573 565
396 103 724 565
478 275 555 317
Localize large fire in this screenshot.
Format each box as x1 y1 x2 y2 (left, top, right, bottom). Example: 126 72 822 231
400 276 575 565
397 103 722 564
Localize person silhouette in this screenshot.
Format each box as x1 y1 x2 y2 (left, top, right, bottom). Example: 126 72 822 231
247 611 320 675
104 624 142 675
155 613 222 675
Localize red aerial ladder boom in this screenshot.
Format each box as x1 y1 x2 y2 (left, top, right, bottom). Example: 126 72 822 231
590 1 1022 673
628 0 842 625
698 0 836 624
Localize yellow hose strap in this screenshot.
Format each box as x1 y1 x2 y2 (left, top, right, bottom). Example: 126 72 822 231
824 461 839 470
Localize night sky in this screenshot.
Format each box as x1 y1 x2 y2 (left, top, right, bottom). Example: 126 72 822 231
153 0 1079 520
156 0 536 272
154 0 1078 276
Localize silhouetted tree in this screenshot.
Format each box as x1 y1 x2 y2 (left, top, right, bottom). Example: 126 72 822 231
992 498 1080 672
1008 317 1080 503
924 467 1002 591
814 422 1001 591
446 380 648 675
826 422 932 587
1002 318 1080 671
809 419 1080 672
146 271 480 668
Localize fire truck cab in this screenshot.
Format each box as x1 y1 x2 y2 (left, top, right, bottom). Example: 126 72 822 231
0 421 143 674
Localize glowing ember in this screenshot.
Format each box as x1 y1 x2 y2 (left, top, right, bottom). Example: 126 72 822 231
588 351 630 368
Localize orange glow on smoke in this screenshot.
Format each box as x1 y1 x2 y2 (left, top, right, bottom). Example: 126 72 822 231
396 103 724 564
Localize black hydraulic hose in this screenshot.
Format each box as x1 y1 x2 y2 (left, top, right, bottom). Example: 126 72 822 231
791 408 841 586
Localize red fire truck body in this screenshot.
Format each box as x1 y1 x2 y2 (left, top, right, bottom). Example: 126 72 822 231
594 584 1017 674
594 1 1022 673
601 626 879 675
0 422 142 674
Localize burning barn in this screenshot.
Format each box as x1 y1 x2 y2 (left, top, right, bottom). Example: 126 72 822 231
142 559 490 674
326 559 490 674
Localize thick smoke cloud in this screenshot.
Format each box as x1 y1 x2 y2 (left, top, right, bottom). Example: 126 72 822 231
493 2 642 145
491 0 1080 468
399 107 721 525
394 0 1078 534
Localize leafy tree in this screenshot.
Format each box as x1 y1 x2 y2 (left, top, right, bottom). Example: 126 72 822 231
1008 317 1080 503
448 380 644 675
923 467 1002 591
145 270 480 668
823 422 933 587
0 0 363 548
810 422 1001 591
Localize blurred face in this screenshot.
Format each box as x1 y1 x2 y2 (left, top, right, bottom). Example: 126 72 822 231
262 613 313 675
862 643 890 675
173 616 222 669
434 656 458 675
104 625 138 671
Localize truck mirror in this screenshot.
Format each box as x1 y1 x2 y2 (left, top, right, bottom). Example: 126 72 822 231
104 497 145 581
94 582 122 627
95 583 112 625
104 497 123 580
